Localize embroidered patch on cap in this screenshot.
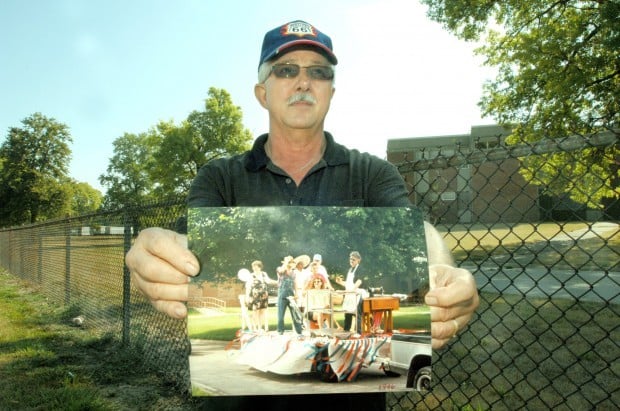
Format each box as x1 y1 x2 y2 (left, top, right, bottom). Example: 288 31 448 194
281 21 317 38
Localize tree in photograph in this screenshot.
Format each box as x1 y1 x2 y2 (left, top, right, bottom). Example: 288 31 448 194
0 113 73 225
422 0 619 208
188 207 428 289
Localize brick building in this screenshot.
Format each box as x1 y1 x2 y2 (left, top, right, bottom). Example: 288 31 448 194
387 125 540 224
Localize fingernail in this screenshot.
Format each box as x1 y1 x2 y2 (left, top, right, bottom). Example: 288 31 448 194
174 306 186 318
186 262 199 276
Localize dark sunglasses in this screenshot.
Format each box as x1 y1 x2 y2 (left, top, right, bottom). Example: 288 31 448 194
270 63 334 81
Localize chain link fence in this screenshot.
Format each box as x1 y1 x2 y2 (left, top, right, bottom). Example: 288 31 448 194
0 132 618 409
0 201 191 392
387 129 619 410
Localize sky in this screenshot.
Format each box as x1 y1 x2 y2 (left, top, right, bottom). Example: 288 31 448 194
0 0 495 194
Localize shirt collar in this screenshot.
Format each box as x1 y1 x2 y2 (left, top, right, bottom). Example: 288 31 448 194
244 131 349 172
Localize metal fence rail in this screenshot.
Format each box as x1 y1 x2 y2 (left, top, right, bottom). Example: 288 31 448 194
1 136 618 409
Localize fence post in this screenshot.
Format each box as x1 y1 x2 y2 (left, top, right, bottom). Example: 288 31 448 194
65 218 71 305
37 231 43 284
122 210 132 346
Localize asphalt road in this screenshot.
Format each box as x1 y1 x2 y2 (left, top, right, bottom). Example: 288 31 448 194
471 264 619 304
189 338 409 397
466 221 619 304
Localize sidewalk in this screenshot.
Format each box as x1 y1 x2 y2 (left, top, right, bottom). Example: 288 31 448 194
550 222 619 242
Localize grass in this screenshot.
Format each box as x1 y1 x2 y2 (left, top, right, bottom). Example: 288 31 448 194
187 305 431 340
0 269 188 411
441 221 620 270
391 292 619 410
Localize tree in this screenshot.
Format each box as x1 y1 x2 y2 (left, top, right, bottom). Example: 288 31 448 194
422 0 619 208
188 207 429 292
100 87 253 208
68 180 103 215
150 87 253 198
0 113 73 225
99 131 162 210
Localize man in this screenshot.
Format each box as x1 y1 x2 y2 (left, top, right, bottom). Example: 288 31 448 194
276 256 303 335
126 20 479 409
293 254 311 305
335 251 365 333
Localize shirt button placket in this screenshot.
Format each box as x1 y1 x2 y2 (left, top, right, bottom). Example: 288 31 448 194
283 178 296 205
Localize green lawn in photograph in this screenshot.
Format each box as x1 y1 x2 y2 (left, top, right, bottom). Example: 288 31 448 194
187 305 430 340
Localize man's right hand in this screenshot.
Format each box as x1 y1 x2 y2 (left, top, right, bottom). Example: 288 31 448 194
125 227 199 319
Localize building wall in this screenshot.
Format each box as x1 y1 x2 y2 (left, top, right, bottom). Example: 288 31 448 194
386 125 541 224
469 158 540 223
189 279 244 307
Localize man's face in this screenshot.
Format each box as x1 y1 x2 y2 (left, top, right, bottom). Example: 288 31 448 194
349 256 360 267
255 49 335 132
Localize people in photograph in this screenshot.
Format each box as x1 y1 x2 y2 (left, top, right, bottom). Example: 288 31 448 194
275 256 303 335
303 271 342 330
245 260 275 332
293 254 311 307
238 294 252 332
311 253 334 290
335 251 365 334
126 19 479 409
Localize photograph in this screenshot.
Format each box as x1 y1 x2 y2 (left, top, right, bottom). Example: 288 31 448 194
187 206 431 396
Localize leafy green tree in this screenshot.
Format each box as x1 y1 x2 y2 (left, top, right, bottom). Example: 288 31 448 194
99 131 162 210
101 87 252 208
188 207 428 292
0 113 73 225
68 180 103 215
150 87 253 198
422 0 619 208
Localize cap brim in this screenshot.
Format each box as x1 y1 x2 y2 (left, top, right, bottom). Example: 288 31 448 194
272 39 338 65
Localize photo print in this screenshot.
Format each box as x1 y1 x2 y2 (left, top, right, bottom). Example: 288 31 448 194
187 206 431 396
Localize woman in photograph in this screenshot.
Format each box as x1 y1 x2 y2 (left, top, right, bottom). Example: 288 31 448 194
246 260 275 332
303 270 342 330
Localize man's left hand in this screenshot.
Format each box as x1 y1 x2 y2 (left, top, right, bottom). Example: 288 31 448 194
425 264 479 350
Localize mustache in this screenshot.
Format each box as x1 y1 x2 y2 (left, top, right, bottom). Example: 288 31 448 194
287 93 316 105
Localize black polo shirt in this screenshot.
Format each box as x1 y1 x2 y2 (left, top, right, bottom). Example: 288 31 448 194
188 132 411 207
186 132 411 409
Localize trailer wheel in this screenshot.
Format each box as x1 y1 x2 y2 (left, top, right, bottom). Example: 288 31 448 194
317 362 338 383
314 352 338 383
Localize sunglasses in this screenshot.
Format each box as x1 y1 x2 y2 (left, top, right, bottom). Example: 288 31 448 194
270 64 334 81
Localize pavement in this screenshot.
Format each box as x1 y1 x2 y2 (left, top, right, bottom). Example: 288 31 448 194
471 265 619 304
465 221 619 304
549 221 618 242
188 337 407 397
